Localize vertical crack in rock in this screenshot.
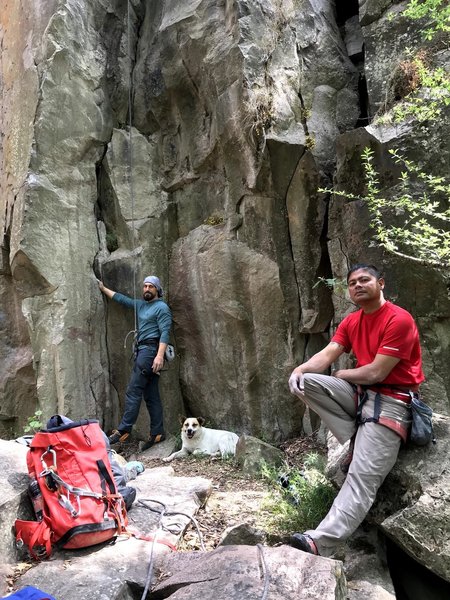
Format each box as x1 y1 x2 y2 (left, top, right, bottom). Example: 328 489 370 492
335 0 369 126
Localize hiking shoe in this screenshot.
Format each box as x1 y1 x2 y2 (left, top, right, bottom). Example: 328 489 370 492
289 533 319 555
109 429 130 445
141 433 166 451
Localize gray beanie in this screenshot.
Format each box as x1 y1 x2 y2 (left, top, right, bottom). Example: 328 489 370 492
143 275 163 297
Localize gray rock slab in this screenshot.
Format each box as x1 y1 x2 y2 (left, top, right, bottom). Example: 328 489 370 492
218 523 265 546
153 544 347 599
15 544 348 600
377 414 450 583
138 434 178 459
126 467 212 536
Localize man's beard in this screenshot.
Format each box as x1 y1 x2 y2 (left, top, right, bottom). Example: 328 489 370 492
143 291 155 301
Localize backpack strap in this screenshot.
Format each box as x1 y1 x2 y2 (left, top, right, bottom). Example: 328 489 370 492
15 519 52 560
356 388 381 425
97 459 116 495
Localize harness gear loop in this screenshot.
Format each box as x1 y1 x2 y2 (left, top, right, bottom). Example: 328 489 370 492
124 328 137 350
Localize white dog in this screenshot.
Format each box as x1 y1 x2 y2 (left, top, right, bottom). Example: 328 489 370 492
163 417 239 462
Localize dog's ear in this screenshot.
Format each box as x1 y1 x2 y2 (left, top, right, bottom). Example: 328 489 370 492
198 417 205 426
179 415 187 425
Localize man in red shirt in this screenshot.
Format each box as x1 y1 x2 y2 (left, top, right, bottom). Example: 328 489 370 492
287 263 424 556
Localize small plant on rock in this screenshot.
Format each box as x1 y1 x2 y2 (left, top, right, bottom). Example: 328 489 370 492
23 410 43 434
313 277 348 298
378 50 450 124
203 214 224 226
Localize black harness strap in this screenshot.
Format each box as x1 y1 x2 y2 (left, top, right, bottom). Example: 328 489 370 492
356 389 382 425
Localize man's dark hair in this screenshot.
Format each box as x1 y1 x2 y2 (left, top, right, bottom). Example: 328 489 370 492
346 263 384 282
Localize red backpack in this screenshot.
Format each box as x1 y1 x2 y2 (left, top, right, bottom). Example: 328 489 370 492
15 420 128 560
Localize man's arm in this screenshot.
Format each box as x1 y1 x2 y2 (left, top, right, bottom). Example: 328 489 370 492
97 280 116 300
152 305 172 373
289 342 345 395
334 354 400 385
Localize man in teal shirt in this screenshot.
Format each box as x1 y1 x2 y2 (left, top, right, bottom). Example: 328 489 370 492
98 276 172 450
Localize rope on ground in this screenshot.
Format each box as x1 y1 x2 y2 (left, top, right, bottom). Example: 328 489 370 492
136 498 206 600
138 499 167 600
137 498 206 551
257 544 270 600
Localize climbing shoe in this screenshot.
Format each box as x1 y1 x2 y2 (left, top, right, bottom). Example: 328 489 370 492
141 433 166 451
109 429 130 445
288 533 319 555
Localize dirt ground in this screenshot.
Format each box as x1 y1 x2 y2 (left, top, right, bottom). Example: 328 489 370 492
125 434 326 551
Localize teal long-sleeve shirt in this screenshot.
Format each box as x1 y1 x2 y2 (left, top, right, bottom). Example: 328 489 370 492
112 293 172 344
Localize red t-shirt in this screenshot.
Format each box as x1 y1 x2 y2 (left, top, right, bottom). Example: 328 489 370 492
331 301 424 388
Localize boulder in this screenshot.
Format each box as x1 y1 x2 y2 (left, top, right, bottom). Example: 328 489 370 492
218 523 265 546
235 434 285 475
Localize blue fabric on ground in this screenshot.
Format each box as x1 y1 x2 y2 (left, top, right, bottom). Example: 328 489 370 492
1 585 57 600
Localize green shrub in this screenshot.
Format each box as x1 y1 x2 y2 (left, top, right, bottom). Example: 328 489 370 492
320 147 450 269
402 0 450 41
260 454 337 537
203 214 224 226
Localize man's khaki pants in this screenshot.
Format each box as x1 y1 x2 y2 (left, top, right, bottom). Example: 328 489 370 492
300 373 406 557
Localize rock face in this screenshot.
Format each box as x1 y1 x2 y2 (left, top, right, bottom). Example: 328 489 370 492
0 440 30 566
1 0 449 448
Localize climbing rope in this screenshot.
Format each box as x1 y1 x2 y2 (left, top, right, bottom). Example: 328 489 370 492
257 544 270 600
137 499 167 600
126 0 138 348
